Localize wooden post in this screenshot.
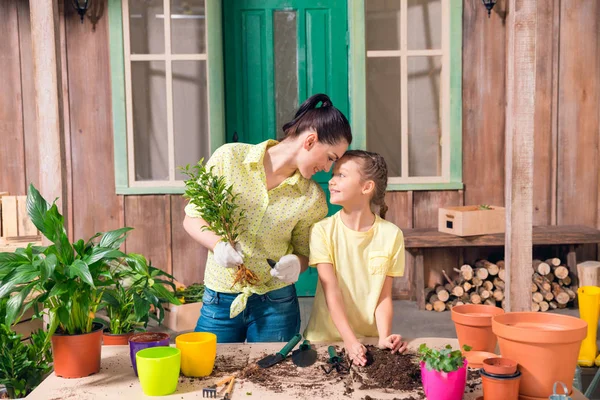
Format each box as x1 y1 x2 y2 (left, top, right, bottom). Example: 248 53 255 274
504 0 537 312
29 0 67 240
414 249 426 310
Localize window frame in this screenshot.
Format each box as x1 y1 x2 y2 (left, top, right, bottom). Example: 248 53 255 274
108 0 225 195
349 0 463 191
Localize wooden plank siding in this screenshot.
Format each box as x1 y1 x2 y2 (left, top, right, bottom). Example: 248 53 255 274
0 0 598 300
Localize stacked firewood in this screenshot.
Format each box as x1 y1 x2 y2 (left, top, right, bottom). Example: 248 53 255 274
424 258 577 312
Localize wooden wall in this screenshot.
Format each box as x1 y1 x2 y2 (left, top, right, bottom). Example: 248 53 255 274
0 0 598 298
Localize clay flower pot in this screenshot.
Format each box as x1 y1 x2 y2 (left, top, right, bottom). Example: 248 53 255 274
492 312 587 399
480 369 521 400
483 357 518 376
102 330 134 346
451 304 505 352
51 323 104 378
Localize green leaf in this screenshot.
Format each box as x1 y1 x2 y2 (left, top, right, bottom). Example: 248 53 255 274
99 227 133 249
68 260 95 288
133 293 151 322
26 184 50 236
0 252 30 272
41 254 58 282
151 283 181 305
57 307 69 327
0 265 39 298
5 285 33 326
84 247 125 266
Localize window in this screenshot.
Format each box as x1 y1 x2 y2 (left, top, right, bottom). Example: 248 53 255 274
362 0 462 188
110 0 224 194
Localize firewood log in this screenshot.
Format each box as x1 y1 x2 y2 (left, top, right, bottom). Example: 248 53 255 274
539 301 549 312
560 276 572 286
533 259 551 276
546 272 555 283
482 280 494 291
462 281 473 292
458 264 474 280
470 293 482 304
532 292 544 303
433 301 446 312
478 288 491 300
452 285 465 297
546 258 561 267
532 302 540 312
548 301 558 310
498 268 506 281
565 288 576 301
533 273 551 292
493 277 505 290
472 277 483 287
531 282 538 293
484 299 496 306
476 268 489 280
425 303 433 311
497 260 505 269
435 285 450 302
551 282 570 305
484 261 499 276
493 290 504 302
543 291 554 302
553 266 569 280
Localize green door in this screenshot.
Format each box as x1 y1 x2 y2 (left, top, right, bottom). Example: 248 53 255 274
223 0 349 296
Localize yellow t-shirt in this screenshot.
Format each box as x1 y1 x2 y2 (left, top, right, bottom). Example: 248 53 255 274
185 140 328 317
303 211 405 342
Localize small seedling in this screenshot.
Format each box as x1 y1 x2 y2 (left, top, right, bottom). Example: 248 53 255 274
417 343 471 373
478 204 492 210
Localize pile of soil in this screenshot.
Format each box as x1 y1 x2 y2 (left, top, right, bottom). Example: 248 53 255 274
355 346 422 392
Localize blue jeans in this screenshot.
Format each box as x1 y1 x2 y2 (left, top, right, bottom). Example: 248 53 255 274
195 285 301 343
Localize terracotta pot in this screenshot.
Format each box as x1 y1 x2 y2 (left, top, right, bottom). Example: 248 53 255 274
451 304 505 352
480 369 521 400
483 357 517 376
102 331 134 345
492 312 587 399
51 323 104 378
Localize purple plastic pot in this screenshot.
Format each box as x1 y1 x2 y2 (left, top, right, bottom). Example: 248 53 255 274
128 332 170 376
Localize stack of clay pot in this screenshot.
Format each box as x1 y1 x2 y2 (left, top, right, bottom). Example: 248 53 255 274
480 357 521 399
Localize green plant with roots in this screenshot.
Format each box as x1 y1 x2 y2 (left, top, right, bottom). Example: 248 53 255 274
0 298 52 399
100 254 181 335
417 343 471 373
180 160 256 287
176 283 205 304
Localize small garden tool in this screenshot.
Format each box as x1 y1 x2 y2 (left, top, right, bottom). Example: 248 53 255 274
548 381 572 400
291 339 317 367
202 375 234 398
223 376 235 400
267 259 277 268
321 346 353 375
257 333 302 368
577 286 600 367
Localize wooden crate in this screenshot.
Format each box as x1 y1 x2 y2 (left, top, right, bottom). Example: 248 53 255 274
438 205 505 236
1 194 40 246
161 302 203 332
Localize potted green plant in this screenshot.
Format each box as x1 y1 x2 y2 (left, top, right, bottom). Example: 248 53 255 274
417 343 471 400
0 184 130 378
100 254 181 345
0 298 52 398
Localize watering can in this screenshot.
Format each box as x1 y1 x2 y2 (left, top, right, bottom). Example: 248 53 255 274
548 381 572 400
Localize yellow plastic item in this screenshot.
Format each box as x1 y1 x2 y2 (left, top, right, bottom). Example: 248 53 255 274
136 346 181 396
176 332 217 377
577 286 600 367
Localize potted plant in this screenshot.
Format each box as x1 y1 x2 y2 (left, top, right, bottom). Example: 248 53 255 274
0 298 52 398
100 254 181 345
0 184 130 378
417 343 470 400
161 283 205 332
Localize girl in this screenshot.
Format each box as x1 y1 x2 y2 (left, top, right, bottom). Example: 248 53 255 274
183 94 352 343
304 150 407 365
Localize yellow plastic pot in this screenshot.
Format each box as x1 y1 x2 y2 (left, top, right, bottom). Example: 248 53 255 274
136 346 181 396
175 332 217 377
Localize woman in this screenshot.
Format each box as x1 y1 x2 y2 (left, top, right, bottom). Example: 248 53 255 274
183 93 352 343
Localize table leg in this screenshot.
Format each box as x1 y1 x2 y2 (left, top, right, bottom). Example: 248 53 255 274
414 249 425 310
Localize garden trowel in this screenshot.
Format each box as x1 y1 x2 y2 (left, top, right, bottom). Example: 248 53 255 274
291 339 317 367
257 333 302 368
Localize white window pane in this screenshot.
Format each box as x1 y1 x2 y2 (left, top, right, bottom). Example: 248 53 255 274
407 0 442 50
171 0 206 54
365 1 401 51
129 0 165 54
366 57 402 177
274 10 298 140
408 56 442 177
173 61 210 180
131 61 169 181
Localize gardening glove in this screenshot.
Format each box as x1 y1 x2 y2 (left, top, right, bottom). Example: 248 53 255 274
378 334 408 354
269 254 301 283
213 242 244 268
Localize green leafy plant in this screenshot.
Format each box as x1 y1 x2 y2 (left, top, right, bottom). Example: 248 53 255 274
0 298 52 399
417 343 471 373
478 204 493 210
0 184 130 336
180 160 256 286
100 254 181 335
175 283 205 304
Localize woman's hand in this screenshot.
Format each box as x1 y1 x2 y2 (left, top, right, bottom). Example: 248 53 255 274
213 242 244 268
378 334 408 354
345 340 368 366
269 254 301 283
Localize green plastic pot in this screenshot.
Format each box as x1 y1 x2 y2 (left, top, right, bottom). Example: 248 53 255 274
136 346 181 396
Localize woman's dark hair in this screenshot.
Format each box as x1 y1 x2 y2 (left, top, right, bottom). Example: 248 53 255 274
281 94 352 145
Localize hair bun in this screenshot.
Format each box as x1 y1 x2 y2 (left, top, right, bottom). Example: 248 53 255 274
312 93 332 108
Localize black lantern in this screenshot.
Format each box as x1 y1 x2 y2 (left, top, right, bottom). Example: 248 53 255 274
73 0 91 23
481 0 497 18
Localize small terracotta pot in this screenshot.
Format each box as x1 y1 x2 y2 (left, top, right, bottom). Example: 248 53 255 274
492 312 587 399
51 323 104 378
102 331 134 345
483 357 517 376
451 304 504 352
480 369 521 400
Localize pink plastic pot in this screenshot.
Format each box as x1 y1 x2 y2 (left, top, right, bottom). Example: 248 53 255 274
420 360 468 400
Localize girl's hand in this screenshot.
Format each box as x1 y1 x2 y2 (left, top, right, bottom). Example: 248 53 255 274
345 340 368 366
378 334 408 354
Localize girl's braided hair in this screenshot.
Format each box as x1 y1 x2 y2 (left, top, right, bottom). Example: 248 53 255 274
339 150 389 219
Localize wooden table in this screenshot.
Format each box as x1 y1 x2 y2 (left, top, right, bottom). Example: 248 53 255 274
26 337 589 400
403 225 600 309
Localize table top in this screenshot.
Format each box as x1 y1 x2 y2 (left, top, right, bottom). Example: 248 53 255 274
26 337 588 400
403 225 600 249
